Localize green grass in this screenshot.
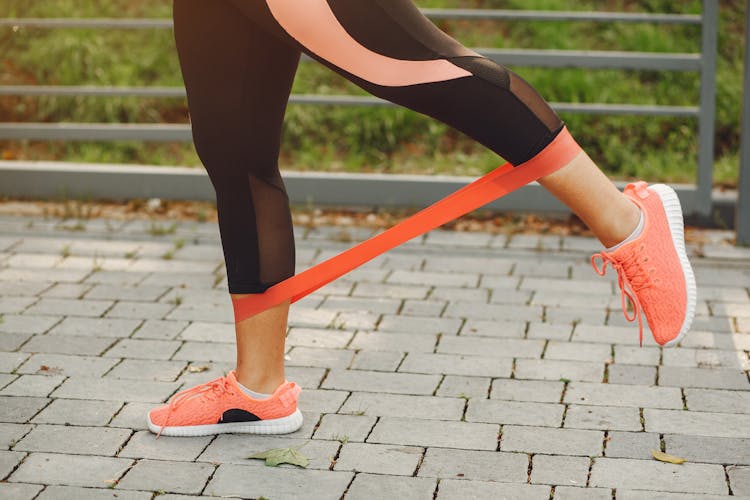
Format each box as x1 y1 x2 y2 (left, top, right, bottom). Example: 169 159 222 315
0 0 744 186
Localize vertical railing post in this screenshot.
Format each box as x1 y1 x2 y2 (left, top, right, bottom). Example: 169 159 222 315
696 0 719 218
737 0 750 246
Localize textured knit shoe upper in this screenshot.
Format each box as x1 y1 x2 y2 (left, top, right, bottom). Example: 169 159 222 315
591 181 695 346
148 370 300 434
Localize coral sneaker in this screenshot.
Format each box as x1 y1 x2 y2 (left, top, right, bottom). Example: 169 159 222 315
591 182 697 347
148 371 303 437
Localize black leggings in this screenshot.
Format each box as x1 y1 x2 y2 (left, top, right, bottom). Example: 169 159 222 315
173 0 564 294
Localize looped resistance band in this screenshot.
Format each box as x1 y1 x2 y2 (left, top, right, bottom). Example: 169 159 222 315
233 127 582 323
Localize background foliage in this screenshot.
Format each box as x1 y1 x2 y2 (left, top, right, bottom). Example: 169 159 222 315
0 0 745 186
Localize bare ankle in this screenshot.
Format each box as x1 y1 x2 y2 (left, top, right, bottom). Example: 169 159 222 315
597 200 641 248
235 371 285 394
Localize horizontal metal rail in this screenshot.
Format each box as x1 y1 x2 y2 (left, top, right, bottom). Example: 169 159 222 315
0 11 702 30
0 101 700 142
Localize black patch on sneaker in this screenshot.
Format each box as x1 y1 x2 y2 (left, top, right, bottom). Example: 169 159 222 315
218 409 261 423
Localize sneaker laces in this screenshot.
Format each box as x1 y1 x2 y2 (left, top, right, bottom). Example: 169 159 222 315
156 376 232 438
591 246 654 347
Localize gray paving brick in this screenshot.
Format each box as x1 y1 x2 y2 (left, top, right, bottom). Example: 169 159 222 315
198 434 338 470
206 464 353 500
286 346 355 369
545 341 613 363
286 366 327 389
491 379 564 403
368 417 498 450
604 431 660 459
480 275 520 289
501 426 603 456
0 373 15 390
350 350 402 371
0 296 37 314
298 389 348 414
0 333 32 352
21 334 115 356
729 466 750 496
331 310 380 331
106 359 186 381
589 457 728 494
679 331 746 350
9 452 134 488
352 282 428 299
436 375 490 399
554 486 612 500
665 434 750 465
18 353 117 377
41 283 92 298
399 352 512 377
459 318 526 339
0 281 49 297
335 442 422 475
608 364 657 385
378 315 462 335
37 486 151 500
350 331 436 353
0 396 49 422
117 459 214 494
0 423 32 449
103 339 182 360
531 454 590 486
286 327 354 349
564 382 683 409
346 473 435 500
15 424 131 456
436 479 550 500
445 302 542 322
340 392 464 420
0 314 60 334
466 399 563 427
0 374 65 397
401 299 446 317
52 377 179 403
32 399 122 426
314 414 377 442
85 284 169 302
173 342 236 365
487 289 533 305
614 345 661 365
547 306 608 326
0 483 44 500
0 352 31 373
388 270 479 287
48 317 141 338
24 298 113 317
0 449 24 480
684 388 750 414
418 447 527 482
108 301 175 320
438 336 544 359
514 359 604 383
572 324 641 345
620 491 750 500
120 430 212 461
320 296 401 315
663 347 750 369
526 322 572 341
644 408 750 438
108 402 154 431
430 286 489 303
658 366 750 390
287 308 337 329
322 369 440 395
133 319 189 340
0 268 90 283
565 404 642 431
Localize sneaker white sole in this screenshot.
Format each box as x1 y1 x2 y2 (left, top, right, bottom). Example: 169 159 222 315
649 184 697 347
147 409 304 437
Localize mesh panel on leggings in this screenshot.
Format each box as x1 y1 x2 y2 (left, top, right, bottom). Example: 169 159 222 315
247 173 296 287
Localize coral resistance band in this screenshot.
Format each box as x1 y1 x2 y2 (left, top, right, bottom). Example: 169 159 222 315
233 127 581 323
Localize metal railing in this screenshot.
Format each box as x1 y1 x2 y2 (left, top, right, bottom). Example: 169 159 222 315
0 2 723 220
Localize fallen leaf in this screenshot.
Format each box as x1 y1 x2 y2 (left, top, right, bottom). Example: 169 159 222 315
188 365 210 373
651 450 686 464
247 447 310 468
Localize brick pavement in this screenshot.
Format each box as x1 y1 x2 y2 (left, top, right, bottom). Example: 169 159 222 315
0 214 749 499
